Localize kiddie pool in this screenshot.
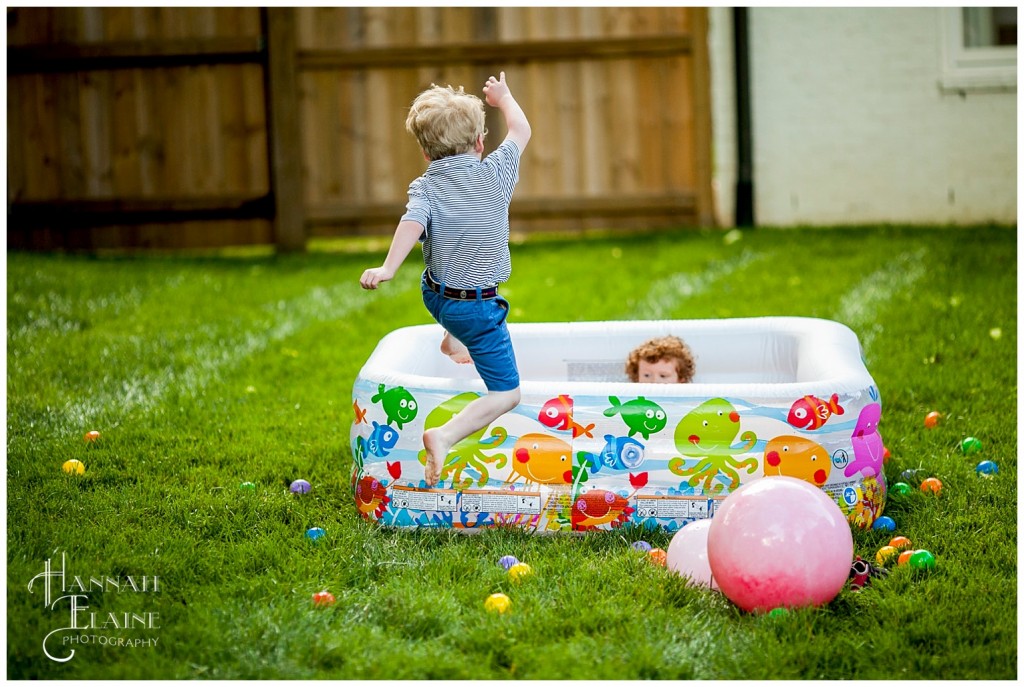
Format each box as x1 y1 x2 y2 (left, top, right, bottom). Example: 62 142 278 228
350 317 886 532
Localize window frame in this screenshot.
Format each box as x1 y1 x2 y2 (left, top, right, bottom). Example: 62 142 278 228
939 7 1017 93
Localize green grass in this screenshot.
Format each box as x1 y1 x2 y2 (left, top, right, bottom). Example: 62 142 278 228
6 225 1017 679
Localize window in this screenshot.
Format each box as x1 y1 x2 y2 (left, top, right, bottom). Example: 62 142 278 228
940 7 1017 92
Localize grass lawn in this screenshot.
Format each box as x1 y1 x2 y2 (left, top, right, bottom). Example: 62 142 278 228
5 224 1017 679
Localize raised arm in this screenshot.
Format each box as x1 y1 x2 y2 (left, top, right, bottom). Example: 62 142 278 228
483 71 531 153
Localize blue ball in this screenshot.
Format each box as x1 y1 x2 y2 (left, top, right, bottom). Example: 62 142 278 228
498 555 519 570
290 479 312 494
305 527 326 541
872 516 896 531
976 460 999 475
631 541 652 552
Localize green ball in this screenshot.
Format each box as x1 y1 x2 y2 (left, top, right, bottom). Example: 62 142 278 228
891 482 912 495
960 437 983 455
766 607 789 618
239 481 256 490
909 550 936 570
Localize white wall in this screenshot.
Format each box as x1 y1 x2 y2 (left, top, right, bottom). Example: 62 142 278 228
708 8 1017 226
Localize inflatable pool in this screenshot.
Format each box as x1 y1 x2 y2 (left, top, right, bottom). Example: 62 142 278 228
350 317 886 532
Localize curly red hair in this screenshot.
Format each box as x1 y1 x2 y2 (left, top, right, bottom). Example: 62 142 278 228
625 335 695 383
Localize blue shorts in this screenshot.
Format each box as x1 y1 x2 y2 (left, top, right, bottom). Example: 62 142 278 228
421 276 520 392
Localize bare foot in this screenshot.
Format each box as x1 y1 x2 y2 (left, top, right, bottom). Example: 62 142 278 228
440 332 474 365
423 428 448 487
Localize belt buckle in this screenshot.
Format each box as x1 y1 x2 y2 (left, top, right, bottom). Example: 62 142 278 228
459 290 467 299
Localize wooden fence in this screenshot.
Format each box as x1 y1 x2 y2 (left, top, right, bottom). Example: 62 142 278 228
6 7 713 251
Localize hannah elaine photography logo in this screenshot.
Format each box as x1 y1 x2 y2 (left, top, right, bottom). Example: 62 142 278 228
27 552 162 663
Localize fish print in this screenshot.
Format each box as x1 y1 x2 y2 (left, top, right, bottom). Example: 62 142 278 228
353 400 368 424
354 476 390 520
359 421 400 458
585 434 646 474
763 435 831 486
787 393 844 431
538 394 595 438
846 403 884 478
508 433 574 485
604 396 668 440
571 489 634 530
371 383 418 429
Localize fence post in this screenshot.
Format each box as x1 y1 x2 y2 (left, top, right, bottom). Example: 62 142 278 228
263 7 306 252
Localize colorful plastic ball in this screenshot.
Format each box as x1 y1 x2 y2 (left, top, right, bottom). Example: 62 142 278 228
62 459 85 475
882 447 891 464
290 479 312 494
648 548 668 567
706 476 853 613
872 516 896 532
508 562 533 581
960 437 983 455
975 460 999 475
83 430 101 442
909 549 936 570
924 411 941 428
889 536 913 550
766 607 789 618
305 527 326 541
484 593 511 614
897 550 915 566
239 481 256 490
312 591 336 606
666 519 718 590
920 477 943 494
875 546 899 566
498 555 520 570
899 469 921 484
631 540 652 552
891 482 912 495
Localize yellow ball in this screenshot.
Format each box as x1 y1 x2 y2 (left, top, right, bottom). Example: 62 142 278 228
484 593 511 614
508 562 533 581
875 545 898 566
62 459 85 475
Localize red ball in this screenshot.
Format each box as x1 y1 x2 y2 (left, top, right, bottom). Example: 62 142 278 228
312 591 336 606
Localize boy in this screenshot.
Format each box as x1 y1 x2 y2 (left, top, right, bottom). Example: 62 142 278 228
626 335 696 384
359 71 531 487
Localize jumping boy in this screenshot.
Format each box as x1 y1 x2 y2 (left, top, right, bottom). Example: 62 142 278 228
359 71 531 487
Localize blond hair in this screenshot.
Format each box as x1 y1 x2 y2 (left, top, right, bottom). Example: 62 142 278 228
405 84 486 161
626 335 696 383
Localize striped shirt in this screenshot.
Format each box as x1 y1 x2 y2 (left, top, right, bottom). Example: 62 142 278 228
401 139 522 289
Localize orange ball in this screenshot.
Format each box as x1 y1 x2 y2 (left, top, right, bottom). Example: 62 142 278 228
883 447 891 464
897 550 915 566
920 477 943 494
924 411 941 428
889 536 913 550
648 548 667 567
84 430 101 442
312 590 336 606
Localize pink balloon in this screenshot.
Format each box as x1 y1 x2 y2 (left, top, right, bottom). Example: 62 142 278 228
707 476 853 613
666 519 719 589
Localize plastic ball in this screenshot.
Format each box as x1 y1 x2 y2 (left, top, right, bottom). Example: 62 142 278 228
666 519 718 589
891 482 912 495
508 562 533 581
498 555 520 570
648 548 668 567
871 516 896 531
920 477 943 494
239 481 256 490
290 479 312 494
976 460 999 475
899 469 921 484
312 591 336 606
909 549 936 570
897 550 914 566
62 459 85 475
83 430 101 442
875 546 899 566
889 536 913 550
706 476 853 613
631 541 652 553
883 447 891 464
305 527 326 541
766 607 789 618
484 593 511 614
960 437 983 455
924 411 941 428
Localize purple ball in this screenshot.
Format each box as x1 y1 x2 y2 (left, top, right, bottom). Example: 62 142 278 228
290 479 312 494
632 541 652 552
498 555 519 570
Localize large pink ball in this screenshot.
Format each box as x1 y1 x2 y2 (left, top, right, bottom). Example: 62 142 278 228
707 476 853 613
666 519 719 589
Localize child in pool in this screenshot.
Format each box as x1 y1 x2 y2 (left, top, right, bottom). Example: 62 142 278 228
359 72 531 487
626 335 696 384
